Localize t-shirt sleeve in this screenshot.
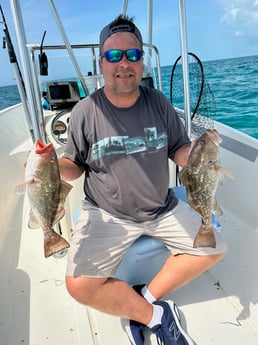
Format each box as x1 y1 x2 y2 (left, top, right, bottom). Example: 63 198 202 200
160 92 191 160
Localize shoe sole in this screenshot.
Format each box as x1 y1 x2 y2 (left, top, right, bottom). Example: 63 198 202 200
122 318 143 345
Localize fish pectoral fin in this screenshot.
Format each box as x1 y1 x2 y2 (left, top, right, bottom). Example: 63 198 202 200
44 229 70 258
14 182 27 195
15 175 43 195
28 209 40 229
193 224 216 248
217 166 235 180
15 174 41 193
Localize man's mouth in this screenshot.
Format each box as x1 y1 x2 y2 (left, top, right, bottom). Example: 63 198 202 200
116 72 134 78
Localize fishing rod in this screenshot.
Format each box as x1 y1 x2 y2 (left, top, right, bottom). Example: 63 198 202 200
0 4 35 141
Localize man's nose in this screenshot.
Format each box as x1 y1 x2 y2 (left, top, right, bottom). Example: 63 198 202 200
119 53 130 66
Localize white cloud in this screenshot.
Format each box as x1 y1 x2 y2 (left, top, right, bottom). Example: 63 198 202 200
220 0 258 39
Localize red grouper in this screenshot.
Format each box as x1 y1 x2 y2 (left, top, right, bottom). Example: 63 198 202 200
17 140 73 257
179 130 234 248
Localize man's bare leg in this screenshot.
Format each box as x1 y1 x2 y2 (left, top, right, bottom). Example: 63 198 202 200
66 276 154 324
148 252 224 300
66 252 224 325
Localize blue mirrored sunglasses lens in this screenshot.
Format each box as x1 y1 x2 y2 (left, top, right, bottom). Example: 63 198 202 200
105 50 123 62
125 49 142 62
104 49 142 63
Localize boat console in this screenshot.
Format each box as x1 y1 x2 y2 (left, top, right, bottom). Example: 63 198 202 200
46 81 81 110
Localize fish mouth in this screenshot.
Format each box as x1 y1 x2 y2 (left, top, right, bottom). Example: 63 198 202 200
206 130 222 145
35 140 53 155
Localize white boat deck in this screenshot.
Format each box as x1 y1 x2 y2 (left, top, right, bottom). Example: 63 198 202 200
1 193 257 345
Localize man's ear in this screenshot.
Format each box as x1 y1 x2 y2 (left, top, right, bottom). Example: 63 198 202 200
99 58 103 73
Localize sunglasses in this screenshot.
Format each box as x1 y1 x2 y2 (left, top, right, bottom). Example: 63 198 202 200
101 49 143 63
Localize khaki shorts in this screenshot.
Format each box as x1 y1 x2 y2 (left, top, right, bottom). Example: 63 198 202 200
66 199 227 277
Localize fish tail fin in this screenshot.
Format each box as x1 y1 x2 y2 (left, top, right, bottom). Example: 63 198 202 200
44 230 70 258
193 225 216 248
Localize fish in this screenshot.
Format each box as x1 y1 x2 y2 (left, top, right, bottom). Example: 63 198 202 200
178 129 234 248
17 140 72 257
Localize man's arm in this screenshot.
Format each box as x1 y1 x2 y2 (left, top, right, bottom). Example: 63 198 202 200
172 142 194 167
173 143 191 167
59 157 84 181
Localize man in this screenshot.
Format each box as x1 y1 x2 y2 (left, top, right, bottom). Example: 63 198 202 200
59 15 226 345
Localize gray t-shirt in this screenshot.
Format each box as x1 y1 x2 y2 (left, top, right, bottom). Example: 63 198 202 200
64 86 190 222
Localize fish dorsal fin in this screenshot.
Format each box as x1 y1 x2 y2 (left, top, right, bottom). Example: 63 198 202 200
52 207 65 226
52 180 73 225
60 180 73 200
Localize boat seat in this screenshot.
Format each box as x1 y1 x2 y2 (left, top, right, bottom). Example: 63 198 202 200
72 186 221 285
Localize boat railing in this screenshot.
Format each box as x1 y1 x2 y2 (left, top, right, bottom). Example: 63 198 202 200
29 42 163 91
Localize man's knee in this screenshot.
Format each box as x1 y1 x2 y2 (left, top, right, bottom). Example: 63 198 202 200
65 276 106 305
207 251 225 267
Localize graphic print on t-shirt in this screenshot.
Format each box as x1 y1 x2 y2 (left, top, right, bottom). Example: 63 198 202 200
91 127 167 161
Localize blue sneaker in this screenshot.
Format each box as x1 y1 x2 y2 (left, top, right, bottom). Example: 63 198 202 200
123 318 145 345
151 300 194 345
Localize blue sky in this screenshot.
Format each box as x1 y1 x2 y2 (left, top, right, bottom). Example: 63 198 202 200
1 0 258 86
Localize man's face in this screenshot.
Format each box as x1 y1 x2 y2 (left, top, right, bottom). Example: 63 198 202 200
99 32 144 97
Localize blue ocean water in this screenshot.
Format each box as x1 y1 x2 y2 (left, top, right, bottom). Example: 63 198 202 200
1 55 258 139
